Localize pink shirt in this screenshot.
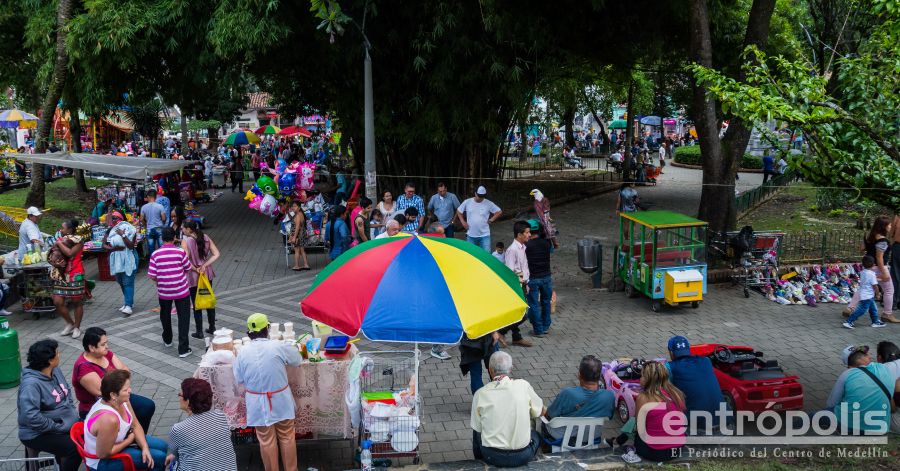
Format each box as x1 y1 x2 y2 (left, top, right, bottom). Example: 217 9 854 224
503 239 529 283
148 243 191 300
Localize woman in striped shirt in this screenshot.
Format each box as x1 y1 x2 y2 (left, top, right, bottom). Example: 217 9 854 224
147 227 193 358
165 378 236 471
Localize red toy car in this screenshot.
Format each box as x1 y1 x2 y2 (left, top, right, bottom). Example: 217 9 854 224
690 343 803 412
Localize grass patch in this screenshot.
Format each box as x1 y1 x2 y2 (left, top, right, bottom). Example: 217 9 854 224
739 182 881 234
0 177 103 249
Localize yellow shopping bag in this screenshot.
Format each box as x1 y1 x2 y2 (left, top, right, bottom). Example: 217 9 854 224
194 273 217 310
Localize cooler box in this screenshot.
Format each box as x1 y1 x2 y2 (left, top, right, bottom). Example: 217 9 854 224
664 269 703 304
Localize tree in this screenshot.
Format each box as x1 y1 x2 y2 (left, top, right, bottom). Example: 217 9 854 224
688 0 777 232
690 0 900 210
26 0 74 208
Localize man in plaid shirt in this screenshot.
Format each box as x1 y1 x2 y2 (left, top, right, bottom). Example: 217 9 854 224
395 182 425 233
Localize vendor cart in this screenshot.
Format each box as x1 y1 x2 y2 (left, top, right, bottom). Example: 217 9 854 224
616 210 708 312
19 263 55 319
359 350 421 465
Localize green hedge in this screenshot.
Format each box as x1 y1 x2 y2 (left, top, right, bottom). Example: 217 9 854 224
673 145 762 169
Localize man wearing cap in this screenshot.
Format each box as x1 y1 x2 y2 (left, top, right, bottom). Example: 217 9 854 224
18 206 43 264
665 335 724 429
458 185 502 252
525 219 553 337
826 345 897 433
233 313 302 471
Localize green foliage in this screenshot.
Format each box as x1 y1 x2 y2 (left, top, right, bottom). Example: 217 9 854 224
689 1 900 210
673 145 760 169
829 209 845 217
815 188 849 211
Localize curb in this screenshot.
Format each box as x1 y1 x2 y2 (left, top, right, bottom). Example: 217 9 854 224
670 161 764 174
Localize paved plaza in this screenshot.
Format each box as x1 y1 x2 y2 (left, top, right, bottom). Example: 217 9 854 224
1 167 896 469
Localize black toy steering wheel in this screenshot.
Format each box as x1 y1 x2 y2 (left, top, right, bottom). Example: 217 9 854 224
714 345 734 364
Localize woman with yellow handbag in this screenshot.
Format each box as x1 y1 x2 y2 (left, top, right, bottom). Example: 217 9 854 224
182 221 221 338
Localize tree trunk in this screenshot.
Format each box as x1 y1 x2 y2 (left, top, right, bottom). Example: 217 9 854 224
689 0 733 232
69 111 88 192
562 106 577 149
692 0 776 231
624 78 636 178
27 0 73 208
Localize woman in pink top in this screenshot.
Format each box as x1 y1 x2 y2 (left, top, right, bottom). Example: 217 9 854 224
633 362 686 462
181 221 220 337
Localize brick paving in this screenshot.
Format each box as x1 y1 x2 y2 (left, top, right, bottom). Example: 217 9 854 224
2 168 897 470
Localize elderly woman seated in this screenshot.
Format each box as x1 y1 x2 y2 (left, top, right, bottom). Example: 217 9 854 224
165 378 237 471
470 351 545 467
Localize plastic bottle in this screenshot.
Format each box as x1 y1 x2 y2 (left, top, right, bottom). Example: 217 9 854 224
360 440 373 471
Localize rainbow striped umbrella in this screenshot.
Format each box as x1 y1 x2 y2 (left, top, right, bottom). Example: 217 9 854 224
223 130 260 146
253 124 281 135
300 235 527 344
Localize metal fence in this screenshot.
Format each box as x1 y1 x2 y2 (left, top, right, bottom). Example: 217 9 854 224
734 170 795 217
779 228 864 264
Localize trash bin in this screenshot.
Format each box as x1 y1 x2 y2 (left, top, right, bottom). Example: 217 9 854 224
577 239 601 274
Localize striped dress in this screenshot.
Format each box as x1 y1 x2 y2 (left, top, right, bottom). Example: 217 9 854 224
147 243 191 300
168 410 237 471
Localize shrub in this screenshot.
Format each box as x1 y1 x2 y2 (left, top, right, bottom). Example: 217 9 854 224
673 145 761 169
829 209 845 217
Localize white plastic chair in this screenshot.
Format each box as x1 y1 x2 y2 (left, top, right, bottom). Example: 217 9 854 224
540 416 607 452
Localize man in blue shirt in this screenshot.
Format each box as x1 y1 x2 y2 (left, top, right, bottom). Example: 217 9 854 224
140 191 167 254
665 335 724 430
762 152 775 184
325 205 350 260
395 182 426 233
826 345 896 434
543 355 614 440
427 182 461 239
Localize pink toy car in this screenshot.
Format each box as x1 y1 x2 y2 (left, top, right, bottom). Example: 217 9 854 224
600 358 663 422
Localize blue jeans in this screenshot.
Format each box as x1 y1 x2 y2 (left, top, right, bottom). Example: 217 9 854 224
527 276 553 334
473 430 541 467
115 272 135 307
444 225 455 239
848 298 880 324
93 435 167 471
145 227 162 254
468 344 499 394
467 235 491 252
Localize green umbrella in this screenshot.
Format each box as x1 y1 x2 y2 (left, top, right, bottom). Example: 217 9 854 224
609 119 628 130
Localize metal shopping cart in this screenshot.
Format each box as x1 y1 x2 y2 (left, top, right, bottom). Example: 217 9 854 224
729 231 785 298
0 456 59 471
19 263 56 319
359 350 421 465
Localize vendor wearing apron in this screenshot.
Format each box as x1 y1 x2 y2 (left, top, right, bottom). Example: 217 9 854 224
233 313 302 471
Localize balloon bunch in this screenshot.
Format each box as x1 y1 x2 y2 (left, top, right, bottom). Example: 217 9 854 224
245 161 317 218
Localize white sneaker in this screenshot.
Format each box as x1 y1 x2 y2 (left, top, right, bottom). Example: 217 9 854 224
118 305 126 313
842 322 854 329
178 348 193 358
71 327 81 339
872 321 887 328
164 341 173 347
60 324 75 336
121 306 133 316
0 309 12 315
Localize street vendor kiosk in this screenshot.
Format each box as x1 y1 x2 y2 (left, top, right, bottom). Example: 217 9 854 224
616 210 708 312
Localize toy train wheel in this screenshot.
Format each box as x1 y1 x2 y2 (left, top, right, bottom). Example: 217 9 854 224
651 300 661 312
617 398 630 423
624 284 636 298
691 301 700 309
723 391 735 412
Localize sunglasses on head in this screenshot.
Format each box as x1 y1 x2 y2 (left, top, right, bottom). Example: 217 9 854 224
852 345 870 355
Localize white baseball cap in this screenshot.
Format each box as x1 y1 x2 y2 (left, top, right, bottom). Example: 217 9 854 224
476 185 487 195
26 207 42 216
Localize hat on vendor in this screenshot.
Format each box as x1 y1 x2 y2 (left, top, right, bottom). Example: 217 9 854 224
26 206 42 216
247 313 270 333
667 335 691 359
109 210 125 223
526 219 540 232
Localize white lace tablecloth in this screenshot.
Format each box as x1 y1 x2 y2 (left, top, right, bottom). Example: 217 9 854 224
194 359 353 438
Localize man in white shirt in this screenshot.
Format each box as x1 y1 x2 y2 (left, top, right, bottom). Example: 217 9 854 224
17 207 43 263
458 185 502 252
499 221 532 348
233 313 302 471
471 351 544 467
375 219 401 239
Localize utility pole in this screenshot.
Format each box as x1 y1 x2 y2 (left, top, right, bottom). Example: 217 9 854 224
364 44 376 200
